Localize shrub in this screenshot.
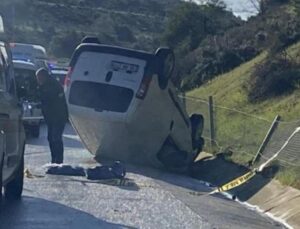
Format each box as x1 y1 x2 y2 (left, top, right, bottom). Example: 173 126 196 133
247 55 300 102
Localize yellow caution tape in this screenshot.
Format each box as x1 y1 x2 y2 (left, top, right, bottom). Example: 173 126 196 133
209 170 257 195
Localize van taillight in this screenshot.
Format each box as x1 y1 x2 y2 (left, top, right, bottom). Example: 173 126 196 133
136 75 152 99
64 67 73 87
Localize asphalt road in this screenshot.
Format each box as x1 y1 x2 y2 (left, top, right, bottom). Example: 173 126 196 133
0 124 285 229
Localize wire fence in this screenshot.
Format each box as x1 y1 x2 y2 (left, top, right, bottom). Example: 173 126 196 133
182 95 300 169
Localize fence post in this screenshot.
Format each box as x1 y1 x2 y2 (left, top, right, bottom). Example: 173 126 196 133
251 115 281 165
208 96 216 150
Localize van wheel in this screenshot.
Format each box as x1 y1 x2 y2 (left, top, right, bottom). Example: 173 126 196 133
155 48 175 90
190 114 205 154
4 152 24 200
31 125 40 138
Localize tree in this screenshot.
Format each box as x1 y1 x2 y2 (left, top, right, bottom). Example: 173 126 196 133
49 30 83 58
163 2 210 51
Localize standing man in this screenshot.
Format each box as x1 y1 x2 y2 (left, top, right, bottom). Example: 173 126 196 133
36 68 69 164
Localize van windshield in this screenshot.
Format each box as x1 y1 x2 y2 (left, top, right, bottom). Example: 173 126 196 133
69 81 134 113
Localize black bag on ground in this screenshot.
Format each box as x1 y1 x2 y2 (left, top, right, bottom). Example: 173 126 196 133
86 161 126 180
46 165 86 176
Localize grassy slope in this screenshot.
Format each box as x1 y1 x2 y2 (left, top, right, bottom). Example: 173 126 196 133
186 42 300 188
188 44 300 121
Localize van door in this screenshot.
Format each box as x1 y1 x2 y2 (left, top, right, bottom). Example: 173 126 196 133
0 54 22 180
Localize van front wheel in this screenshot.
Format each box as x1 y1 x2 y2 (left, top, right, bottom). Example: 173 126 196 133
155 48 175 90
190 114 204 154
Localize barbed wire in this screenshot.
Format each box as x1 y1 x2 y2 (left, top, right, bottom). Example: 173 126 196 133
202 136 300 168
183 95 300 124
183 95 300 168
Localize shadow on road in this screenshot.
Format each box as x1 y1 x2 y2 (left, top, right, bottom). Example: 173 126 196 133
0 196 135 229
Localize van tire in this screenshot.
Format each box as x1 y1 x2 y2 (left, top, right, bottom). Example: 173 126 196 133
4 150 24 200
190 114 204 153
155 48 175 90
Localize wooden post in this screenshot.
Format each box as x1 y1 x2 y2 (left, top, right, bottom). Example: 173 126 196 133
208 96 215 150
252 115 281 165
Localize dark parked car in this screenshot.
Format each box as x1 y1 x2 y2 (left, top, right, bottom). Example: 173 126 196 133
0 40 26 200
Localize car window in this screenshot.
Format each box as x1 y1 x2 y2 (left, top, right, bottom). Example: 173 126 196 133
14 68 38 101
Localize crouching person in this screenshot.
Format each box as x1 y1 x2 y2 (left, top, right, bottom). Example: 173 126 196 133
36 68 69 164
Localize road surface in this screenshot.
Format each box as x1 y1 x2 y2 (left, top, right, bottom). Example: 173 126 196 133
0 124 285 229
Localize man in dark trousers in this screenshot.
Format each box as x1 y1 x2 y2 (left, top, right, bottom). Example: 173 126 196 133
36 68 69 164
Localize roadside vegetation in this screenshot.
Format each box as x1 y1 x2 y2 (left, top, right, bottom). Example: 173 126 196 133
188 41 300 188
161 0 300 188
0 0 180 58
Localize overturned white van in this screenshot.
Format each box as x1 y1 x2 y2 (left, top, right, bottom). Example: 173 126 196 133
65 44 204 171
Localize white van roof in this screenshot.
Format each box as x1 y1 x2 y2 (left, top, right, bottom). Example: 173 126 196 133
10 43 47 61
11 43 46 52
13 59 37 71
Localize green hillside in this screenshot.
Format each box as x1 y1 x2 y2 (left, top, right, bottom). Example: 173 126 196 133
188 43 300 121
187 42 300 188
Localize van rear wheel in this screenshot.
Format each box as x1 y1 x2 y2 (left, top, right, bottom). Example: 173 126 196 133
155 48 175 90
4 153 24 200
190 114 204 154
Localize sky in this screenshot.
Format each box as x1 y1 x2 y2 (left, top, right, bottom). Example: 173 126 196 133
186 0 259 20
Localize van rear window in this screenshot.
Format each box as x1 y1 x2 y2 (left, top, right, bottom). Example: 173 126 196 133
69 81 134 113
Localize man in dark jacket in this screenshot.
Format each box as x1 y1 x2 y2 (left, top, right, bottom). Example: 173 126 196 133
36 68 69 164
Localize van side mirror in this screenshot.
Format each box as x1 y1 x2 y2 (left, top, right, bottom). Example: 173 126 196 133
155 47 175 90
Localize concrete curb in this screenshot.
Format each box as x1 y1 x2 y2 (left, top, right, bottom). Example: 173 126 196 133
192 154 300 229
247 180 300 229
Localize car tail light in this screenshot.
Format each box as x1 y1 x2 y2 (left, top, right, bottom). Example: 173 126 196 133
136 75 152 99
64 67 73 88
